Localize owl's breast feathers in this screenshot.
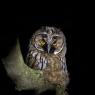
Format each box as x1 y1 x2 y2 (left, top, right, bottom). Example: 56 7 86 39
43 54 69 87
27 50 69 87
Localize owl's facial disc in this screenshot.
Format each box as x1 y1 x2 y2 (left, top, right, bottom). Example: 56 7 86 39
34 33 64 54
33 27 65 54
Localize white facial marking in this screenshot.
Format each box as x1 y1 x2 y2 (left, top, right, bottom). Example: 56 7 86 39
32 51 38 57
54 45 63 54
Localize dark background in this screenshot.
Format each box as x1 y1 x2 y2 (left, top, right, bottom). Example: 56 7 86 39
0 9 86 95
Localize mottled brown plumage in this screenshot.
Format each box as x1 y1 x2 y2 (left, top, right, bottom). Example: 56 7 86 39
26 26 69 95
43 53 69 87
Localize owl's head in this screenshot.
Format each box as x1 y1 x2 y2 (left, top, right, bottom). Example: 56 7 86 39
30 26 66 55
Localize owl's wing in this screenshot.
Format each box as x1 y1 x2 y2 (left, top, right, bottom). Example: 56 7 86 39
1 39 53 92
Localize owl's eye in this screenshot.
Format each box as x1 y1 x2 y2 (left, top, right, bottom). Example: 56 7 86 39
39 39 46 46
52 40 57 48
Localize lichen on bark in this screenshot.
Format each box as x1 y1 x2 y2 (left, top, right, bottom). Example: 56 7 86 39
2 39 68 95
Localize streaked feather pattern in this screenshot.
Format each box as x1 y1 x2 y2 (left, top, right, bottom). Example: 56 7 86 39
26 26 69 91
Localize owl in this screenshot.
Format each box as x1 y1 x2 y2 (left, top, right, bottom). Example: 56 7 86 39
26 26 69 87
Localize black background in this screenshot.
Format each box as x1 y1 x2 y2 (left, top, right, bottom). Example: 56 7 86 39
0 9 88 95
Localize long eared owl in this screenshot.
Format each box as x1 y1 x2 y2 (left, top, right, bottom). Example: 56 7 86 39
26 26 69 87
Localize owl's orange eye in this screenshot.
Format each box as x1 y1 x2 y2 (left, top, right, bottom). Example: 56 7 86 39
39 39 45 46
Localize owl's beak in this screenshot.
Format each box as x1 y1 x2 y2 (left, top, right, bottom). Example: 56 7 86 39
42 42 51 53
47 42 56 53
43 42 54 53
